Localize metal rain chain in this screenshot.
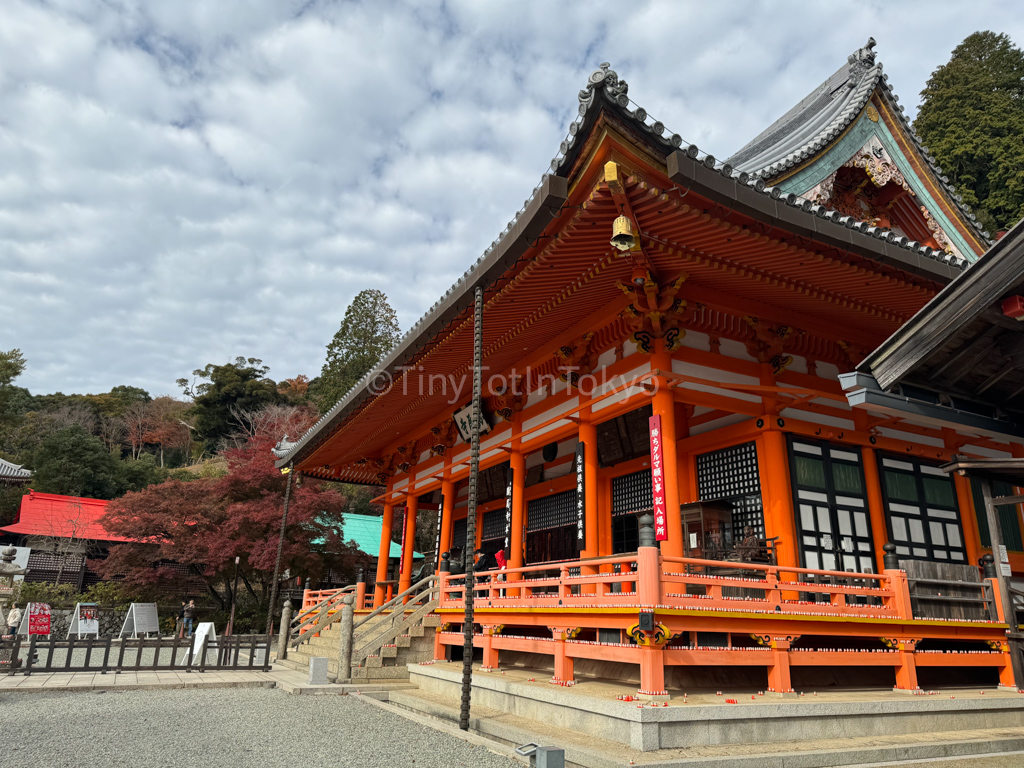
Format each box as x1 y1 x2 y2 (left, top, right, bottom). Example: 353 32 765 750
460 285 484 731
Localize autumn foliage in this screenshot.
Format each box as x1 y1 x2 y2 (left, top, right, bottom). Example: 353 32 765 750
98 405 364 608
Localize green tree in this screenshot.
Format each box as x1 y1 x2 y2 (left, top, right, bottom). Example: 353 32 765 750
914 31 1024 233
31 425 122 499
0 348 26 423
177 357 282 454
317 289 401 413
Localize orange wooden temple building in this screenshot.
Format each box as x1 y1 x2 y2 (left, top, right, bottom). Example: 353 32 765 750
279 41 1020 696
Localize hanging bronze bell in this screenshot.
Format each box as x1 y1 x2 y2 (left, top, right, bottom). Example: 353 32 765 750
610 214 636 251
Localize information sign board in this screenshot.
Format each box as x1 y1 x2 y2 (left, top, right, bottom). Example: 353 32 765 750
18 606 51 638
19 603 51 636
119 603 160 638
192 622 218 663
67 602 99 638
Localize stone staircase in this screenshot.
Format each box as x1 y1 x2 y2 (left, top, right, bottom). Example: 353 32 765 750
281 579 440 684
282 611 440 682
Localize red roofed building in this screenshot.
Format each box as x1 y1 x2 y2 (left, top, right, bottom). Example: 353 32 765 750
1 491 129 588
2 490 128 545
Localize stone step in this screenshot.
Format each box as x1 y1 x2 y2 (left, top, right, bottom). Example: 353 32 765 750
351 665 411 680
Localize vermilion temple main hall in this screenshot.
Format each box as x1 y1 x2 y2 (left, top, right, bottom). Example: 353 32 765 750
278 39 1024 699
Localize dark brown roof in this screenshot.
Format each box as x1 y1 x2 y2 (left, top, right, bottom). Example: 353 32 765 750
859 216 1024 418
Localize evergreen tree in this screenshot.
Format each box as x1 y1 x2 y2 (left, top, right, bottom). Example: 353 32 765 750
177 358 282 454
31 425 122 499
914 31 1024 233
317 289 401 413
0 348 26 425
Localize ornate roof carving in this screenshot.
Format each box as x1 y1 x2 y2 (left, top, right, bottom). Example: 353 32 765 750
726 38 989 246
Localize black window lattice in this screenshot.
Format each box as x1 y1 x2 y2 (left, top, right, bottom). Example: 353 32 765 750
696 441 765 535
481 508 506 542
597 404 653 467
451 516 468 550
527 490 577 532
612 469 653 517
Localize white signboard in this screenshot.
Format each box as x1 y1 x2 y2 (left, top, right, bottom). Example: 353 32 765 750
998 545 1012 577
119 603 160 638
67 602 99 638
192 622 218 663
453 403 490 443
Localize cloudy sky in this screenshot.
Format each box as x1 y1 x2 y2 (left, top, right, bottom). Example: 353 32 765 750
2 1 1022 398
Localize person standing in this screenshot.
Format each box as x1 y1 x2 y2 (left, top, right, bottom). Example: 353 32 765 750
176 601 186 638
6 603 21 636
183 600 197 637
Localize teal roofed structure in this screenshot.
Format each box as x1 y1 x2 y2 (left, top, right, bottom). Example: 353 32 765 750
318 513 423 559
728 38 990 262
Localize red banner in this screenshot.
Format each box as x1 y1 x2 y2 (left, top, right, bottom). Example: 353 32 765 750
28 602 51 635
648 415 668 541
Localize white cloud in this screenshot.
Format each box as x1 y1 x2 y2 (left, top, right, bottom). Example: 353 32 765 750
1 0 1022 397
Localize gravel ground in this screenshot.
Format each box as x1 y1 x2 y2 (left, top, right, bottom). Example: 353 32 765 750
0 687 520 768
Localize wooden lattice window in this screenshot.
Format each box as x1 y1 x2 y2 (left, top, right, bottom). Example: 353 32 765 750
696 441 765 536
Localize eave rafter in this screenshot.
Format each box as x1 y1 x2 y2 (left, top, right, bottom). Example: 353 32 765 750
299 135 950 483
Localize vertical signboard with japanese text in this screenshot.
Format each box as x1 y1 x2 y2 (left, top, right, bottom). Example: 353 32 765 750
434 494 445 562
575 443 586 548
504 467 514 552
648 415 668 541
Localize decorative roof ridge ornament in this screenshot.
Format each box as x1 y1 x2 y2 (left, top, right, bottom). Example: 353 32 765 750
847 37 877 84
580 62 630 111
271 435 299 459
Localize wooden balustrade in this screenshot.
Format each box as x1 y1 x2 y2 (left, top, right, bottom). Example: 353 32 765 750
439 549 903 620
432 547 1013 696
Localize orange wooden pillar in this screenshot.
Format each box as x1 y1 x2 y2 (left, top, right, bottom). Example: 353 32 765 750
398 494 419 600
373 499 396 608
651 339 682 557
355 580 366 610
551 628 575 683
758 429 799 571
481 625 500 669
638 645 666 697
438 480 455 569
954 472 983 566
767 637 794 694
861 447 890 570
949 428 984 566
894 639 920 691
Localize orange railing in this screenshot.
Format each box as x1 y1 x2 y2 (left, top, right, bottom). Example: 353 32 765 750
434 548 1011 694
439 549 913 621
294 583 373 639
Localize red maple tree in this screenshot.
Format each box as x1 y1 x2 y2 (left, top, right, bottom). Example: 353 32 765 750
98 405 367 609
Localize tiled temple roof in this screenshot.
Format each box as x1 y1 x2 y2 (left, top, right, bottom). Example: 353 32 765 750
274 59 970 472
727 38 990 245
0 457 31 482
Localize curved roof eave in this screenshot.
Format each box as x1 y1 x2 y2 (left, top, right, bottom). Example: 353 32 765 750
276 62 970 474
727 38 990 248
